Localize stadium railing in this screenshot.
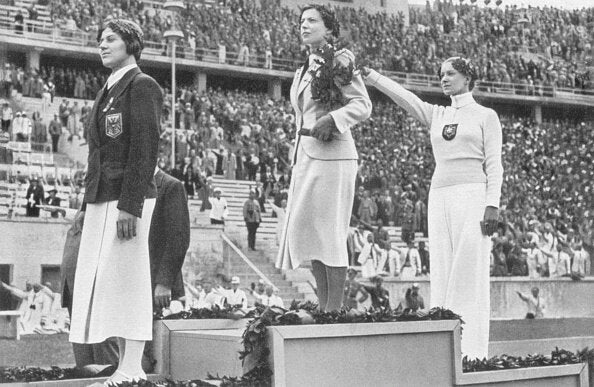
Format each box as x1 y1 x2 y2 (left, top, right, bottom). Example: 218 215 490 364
1 20 592 99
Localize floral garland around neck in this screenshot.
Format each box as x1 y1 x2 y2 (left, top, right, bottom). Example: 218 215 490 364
308 42 355 111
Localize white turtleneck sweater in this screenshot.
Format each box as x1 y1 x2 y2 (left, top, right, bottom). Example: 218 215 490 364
365 70 503 208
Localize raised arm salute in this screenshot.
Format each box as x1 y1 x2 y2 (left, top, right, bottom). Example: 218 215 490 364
363 58 503 359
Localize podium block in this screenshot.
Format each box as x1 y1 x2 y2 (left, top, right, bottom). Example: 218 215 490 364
170 329 244 381
153 319 247 377
268 320 460 387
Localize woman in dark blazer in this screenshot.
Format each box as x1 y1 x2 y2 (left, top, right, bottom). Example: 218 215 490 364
69 19 161 385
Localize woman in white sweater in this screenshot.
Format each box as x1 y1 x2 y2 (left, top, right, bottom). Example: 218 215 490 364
362 57 503 359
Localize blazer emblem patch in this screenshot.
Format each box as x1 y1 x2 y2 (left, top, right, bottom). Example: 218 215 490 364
105 113 123 138
442 124 458 141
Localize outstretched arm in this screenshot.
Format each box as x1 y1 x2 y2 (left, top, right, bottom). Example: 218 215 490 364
362 68 435 127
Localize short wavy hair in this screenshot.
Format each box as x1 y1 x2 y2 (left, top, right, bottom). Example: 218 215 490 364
440 56 478 90
300 4 340 39
97 19 144 61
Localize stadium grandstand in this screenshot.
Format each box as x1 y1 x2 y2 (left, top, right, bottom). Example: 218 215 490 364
0 0 592 291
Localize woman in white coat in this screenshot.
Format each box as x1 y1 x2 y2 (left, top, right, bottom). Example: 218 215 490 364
362 58 503 359
275 4 372 312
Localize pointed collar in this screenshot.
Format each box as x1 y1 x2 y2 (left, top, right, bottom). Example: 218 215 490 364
107 63 138 90
450 91 475 109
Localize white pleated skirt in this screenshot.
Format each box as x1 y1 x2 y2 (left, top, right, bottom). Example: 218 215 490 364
69 199 156 344
276 144 357 270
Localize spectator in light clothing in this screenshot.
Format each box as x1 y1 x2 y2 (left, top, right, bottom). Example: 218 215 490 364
553 244 572 277
267 199 286 246
357 234 382 278
517 287 544 319
1 102 12 133
258 285 283 308
400 241 421 280
225 276 248 309
208 187 228 225
571 242 590 278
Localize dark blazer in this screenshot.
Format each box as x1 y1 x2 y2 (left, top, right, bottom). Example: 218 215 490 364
149 170 190 300
83 67 162 218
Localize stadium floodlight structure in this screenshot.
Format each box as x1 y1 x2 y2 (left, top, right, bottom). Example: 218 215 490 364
164 1 185 170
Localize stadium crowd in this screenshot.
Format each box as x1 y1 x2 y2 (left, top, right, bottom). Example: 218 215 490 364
37 0 594 89
145 84 593 280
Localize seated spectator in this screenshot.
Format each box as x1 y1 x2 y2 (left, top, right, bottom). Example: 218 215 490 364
257 285 283 308
363 276 390 309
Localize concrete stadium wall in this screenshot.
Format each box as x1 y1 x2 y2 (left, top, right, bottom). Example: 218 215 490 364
2 218 593 319
0 219 223 290
379 278 594 319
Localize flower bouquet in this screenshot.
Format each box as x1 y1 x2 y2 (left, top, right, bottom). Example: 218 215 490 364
308 42 355 112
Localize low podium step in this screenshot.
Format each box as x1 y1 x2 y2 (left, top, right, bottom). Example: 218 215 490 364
170 329 244 381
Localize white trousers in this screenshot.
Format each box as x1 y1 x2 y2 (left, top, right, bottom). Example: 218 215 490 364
428 183 491 359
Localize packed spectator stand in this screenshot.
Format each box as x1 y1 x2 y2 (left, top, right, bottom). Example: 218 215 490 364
0 0 592 94
0 0 592 280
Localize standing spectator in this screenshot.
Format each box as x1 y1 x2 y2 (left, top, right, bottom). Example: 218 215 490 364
213 147 227 176
14 11 24 34
225 277 248 309
418 241 430 275
0 281 34 329
208 187 228 225
400 194 415 244
571 242 590 278
25 178 44 217
31 113 47 144
357 233 382 278
58 99 70 130
11 111 24 141
267 198 287 247
226 149 237 180
526 241 545 278
69 187 83 210
357 190 375 224
517 287 545 319
149 168 191 313
554 244 572 277
48 114 62 153
243 190 261 251
44 188 64 218
490 244 508 277
1 102 12 133
400 241 421 280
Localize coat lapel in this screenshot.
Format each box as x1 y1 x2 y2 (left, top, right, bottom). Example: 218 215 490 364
297 65 313 98
97 67 141 122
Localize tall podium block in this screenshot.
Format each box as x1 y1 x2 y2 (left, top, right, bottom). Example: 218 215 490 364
268 320 460 387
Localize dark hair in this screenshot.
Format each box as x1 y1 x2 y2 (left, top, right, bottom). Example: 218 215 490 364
440 57 478 90
300 4 340 39
97 19 144 61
